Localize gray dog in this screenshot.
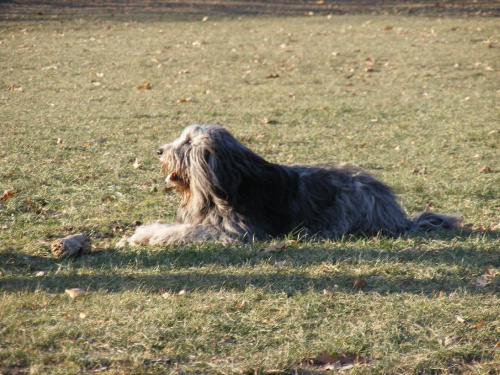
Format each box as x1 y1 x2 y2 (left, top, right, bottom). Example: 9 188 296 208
127 124 458 246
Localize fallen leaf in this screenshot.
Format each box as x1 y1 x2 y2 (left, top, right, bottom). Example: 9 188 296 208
475 275 489 287
101 195 116 203
133 158 142 170
256 132 266 139
9 85 24 92
57 138 63 145
162 290 186 298
479 166 491 173
65 288 85 300
455 315 465 323
79 312 87 319
1 190 17 201
483 267 493 276
178 69 191 74
35 271 47 277
412 167 427 175
177 97 192 103
471 320 484 330
495 341 500 348
263 243 286 253
353 278 366 289
266 73 280 79
137 83 152 90
384 25 393 30
260 118 277 124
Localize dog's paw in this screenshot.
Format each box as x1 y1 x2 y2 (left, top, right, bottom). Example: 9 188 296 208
116 235 130 248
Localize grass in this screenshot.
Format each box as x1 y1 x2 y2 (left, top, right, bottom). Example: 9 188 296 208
1 4 500 374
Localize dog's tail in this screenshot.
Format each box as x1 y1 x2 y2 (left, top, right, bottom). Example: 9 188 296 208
409 212 462 232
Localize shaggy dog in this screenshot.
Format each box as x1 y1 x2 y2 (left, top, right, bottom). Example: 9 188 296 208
127 124 458 246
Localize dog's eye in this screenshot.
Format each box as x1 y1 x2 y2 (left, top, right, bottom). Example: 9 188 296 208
185 139 191 145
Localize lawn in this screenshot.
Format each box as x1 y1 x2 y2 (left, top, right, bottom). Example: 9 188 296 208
0 2 499 374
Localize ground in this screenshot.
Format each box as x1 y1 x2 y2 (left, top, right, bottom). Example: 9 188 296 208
0 1 499 374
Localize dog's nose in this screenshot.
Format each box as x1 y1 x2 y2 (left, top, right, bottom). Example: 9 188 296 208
157 148 164 156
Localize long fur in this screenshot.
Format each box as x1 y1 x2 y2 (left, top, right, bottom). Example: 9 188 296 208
127 124 459 246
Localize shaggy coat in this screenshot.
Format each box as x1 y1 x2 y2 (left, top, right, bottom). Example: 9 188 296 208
128 124 458 246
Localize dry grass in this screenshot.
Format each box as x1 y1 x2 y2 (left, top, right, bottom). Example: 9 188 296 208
1 5 499 374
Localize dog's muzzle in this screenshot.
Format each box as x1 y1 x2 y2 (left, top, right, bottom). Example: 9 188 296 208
157 148 164 156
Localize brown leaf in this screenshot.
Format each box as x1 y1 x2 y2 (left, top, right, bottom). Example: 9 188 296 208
483 267 493 276
266 73 280 79
353 278 366 289
260 118 277 124
471 320 484 330
9 85 24 92
479 166 491 173
177 97 192 103
1 190 17 201
57 138 63 145
162 289 186 298
137 83 152 90
65 288 85 300
263 243 286 253
412 167 427 175
384 25 393 30
101 195 116 203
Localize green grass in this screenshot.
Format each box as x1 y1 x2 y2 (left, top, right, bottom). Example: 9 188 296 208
1 6 499 374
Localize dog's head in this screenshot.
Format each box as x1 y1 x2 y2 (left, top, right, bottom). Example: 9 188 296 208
157 124 261 199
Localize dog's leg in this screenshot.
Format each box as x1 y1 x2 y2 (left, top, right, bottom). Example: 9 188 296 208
126 223 233 246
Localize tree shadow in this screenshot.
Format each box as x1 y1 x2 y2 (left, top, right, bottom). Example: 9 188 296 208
1 0 498 22
1 230 499 296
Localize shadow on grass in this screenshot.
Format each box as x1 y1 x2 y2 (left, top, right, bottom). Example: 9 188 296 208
1 231 499 296
1 0 498 22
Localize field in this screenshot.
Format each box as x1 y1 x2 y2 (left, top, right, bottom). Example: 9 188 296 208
1 2 499 374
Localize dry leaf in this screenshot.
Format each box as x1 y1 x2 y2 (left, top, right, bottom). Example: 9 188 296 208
57 138 63 145
137 83 152 90
9 85 24 92
79 312 87 319
178 97 192 103
471 320 484 330
483 267 493 276
178 69 191 74
263 243 286 253
101 195 116 203
455 315 465 323
384 25 393 30
266 73 280 79
475 275 489 287
65 288 85 300
353 278 366 289
479 166 491 173
1 190 17 201
133 158 142 170
35 271 47 277
162 290 186 298
412 167 427 175
260 118 277 124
